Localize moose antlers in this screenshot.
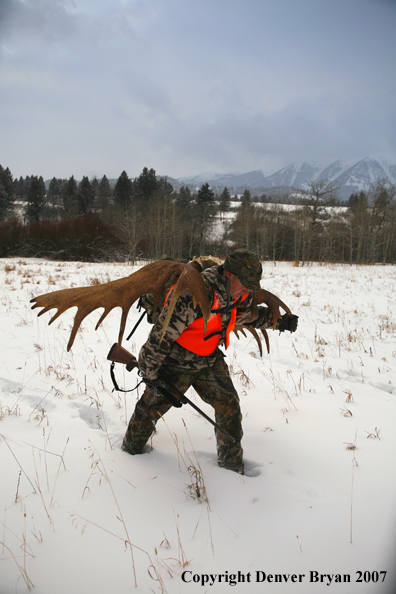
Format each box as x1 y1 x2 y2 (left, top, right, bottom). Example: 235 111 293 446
30 260 210 351
30 258 291 355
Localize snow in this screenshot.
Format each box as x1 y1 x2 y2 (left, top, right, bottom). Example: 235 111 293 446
1 258 396 594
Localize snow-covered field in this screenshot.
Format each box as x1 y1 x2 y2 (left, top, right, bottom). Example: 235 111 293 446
1 258 395 594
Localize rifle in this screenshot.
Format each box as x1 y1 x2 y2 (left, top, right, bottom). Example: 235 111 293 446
107 343 235 443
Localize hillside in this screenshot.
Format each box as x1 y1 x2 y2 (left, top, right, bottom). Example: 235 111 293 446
178 158 396 200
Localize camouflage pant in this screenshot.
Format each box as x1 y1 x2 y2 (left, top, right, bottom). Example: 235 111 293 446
122 352 244 473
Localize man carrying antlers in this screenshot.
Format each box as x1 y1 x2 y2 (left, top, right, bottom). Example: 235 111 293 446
31 248 297 475
122 249 298 475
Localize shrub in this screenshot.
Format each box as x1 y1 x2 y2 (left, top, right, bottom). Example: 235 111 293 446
0 214 124 261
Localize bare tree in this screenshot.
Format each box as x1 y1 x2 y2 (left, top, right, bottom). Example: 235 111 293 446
300 179 340 226
113 204 143 262
367 179 396 263
348 191 369 263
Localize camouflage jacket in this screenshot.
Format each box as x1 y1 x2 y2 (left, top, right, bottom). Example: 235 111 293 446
138 265 274 380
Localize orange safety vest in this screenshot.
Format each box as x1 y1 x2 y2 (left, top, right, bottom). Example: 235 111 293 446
165 286 247 356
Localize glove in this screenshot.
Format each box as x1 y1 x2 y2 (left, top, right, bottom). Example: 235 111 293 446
277 313 299 333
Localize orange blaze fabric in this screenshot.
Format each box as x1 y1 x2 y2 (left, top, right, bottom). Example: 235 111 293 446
165 286 247 356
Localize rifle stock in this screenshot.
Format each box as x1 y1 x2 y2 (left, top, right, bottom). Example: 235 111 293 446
107 343 138 371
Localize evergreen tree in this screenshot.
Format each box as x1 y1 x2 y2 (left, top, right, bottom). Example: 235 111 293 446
0 165 16 220
0 166 16 203
77 176 95 216
113 171 133 208
195 183 216 224
47 177 63 206
0 182 9 221
24 176 33 202
156 176 174 199
91 177 99 199
194 183 216 253
135 167 158 203
62 176 78 218
232 189 257 250
240 189 252 209
175 186 192 219
15 176 27 201
97 175 113 211
45 177 65 219
25 176 46 223
219 187 231 219
113 171 141 262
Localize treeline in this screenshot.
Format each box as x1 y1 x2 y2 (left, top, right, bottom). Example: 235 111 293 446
0 166 226 261
232 179 396 264
1 165 396 263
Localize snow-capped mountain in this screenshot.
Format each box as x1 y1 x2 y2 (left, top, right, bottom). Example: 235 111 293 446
318 159 351 182
179 169 266 189
263 161 325 188
332 158 396 197
178 158 396 200
178 172 225 186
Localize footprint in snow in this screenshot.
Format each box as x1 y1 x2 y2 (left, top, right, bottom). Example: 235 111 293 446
243 459 263 477
70 402 113 431
189 451 263 477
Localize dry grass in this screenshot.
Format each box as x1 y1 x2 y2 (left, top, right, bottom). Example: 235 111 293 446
365 427 381 440
0 404 21 421
164 418 210 507
229 364 253 388
75 440 187 593
340 406 353 417
0 540 34 591
80 441 137 586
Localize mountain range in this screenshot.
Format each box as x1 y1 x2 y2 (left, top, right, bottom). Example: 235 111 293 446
177 158 396 200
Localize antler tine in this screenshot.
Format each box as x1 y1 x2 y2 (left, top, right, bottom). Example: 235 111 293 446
233 324 264 356
247 326 263 356
95 307 111 331
32 296 74 323
252 288 291 329
117 307 130 346
261 328 270 354
67 307 91 351
45 308 65 325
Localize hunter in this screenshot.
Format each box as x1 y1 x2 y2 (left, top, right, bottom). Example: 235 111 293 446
122 249 298 474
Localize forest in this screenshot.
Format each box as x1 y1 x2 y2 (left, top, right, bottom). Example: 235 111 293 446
1 164 396 264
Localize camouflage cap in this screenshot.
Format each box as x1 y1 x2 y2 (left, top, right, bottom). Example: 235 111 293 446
223 249 262 290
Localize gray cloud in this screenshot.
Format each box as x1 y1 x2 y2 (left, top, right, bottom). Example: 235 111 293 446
1 0 395 180
0 0 79 45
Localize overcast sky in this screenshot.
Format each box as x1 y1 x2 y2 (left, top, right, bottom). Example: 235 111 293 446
1 0 395 181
